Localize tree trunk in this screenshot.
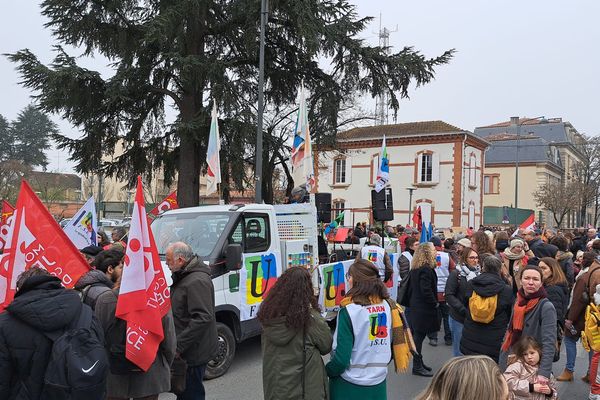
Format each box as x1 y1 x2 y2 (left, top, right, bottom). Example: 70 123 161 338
177 132 200 207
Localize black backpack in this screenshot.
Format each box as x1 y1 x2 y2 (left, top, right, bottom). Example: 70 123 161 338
42 305 108 400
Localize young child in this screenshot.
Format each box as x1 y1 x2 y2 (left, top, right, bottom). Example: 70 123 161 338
503 336 558 400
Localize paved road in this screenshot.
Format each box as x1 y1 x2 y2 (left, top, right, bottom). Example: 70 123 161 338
160 335 592 399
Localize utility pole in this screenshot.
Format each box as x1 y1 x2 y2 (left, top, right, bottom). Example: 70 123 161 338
254 0 268 204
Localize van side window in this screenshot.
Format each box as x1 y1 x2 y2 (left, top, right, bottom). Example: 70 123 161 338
230 221 243 245
244 214 270 253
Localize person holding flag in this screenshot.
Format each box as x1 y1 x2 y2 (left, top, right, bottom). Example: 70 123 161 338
95 176 176 400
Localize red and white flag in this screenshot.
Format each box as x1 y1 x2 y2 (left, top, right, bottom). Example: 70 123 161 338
512 213 536 237
148 191 178 218
0 200 15 254
0 181 90 311
116 176 171 371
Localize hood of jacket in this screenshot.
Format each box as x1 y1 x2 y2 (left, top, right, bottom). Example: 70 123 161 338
74 269 113 290
262 316 299 346
7 275 82 332
470 272 507 297
557 251 573 262
172 256 211 286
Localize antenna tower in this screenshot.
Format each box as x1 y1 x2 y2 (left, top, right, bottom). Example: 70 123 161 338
375 15 397 125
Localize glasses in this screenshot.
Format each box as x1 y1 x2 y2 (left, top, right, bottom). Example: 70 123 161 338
468 256 479 260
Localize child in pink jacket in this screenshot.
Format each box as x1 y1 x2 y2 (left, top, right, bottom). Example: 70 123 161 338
503 336 558 400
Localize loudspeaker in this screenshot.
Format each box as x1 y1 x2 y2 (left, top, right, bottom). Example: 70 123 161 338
371 188 394 221
315 192 332 223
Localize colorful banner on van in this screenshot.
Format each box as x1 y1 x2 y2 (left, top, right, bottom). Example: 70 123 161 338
318 255 400 312
240 252 281 321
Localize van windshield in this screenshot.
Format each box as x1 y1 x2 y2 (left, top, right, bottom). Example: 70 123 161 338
152 212 233 257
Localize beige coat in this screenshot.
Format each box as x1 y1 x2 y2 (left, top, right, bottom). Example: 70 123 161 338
503 360 557 400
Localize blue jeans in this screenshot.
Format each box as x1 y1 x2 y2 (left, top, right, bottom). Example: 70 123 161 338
564 335 578 372
448 316 464 357
177 364 206 400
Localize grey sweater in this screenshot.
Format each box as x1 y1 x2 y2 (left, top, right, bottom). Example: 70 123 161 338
499 298 557 378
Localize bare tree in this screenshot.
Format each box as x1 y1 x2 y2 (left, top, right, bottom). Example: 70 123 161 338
534 181 580 227
571 135 600 226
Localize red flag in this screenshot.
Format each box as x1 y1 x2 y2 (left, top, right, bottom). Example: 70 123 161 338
148 191 178 218
1 201 14 226
116 176 171 371
512 213 536 237
0 181 90 311
412 206 422 230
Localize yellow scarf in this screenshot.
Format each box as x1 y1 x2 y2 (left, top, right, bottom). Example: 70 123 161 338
340 296 412 373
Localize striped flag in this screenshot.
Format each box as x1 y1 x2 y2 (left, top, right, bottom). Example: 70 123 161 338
206 103 222 196
291 86 315 192
375 135 389 193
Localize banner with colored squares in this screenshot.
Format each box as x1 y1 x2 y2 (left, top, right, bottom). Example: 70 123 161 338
240 252 281 321
318 260 353 312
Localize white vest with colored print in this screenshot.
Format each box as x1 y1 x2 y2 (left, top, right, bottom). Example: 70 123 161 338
334 301 392 386
361 245 386 281
434 251 450 293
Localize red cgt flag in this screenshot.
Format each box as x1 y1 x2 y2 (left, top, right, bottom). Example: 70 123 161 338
148 191 178 218
116 176 171 371
0 181 90 311
0 201 15 254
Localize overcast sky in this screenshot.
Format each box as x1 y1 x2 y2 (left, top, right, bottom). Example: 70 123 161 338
1 1 599 173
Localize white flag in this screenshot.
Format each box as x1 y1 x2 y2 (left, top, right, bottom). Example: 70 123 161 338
206 103 222 196
63 197 98 249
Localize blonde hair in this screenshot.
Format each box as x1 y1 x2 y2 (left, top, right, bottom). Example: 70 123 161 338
412 242 437 270
416 356 507 400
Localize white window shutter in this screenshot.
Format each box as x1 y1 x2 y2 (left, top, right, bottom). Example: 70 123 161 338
417 154 423 183
345 156 352 184
328 158 334 186
432 152 440 183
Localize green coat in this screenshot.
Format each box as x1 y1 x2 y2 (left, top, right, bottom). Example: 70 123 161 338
262 309 333 400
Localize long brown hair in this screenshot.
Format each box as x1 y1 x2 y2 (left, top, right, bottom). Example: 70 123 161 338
539 257 567 286
257 267 319 331
412 243 437 270
471 231 495 255
346 259 389 306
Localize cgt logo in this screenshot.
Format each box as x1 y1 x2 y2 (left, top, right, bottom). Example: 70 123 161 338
245 253 277 305
367 251 378 263
323 262 346 308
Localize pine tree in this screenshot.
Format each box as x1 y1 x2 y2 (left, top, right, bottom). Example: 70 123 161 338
0 115 13 162
8 0 454 206
10 105 56 170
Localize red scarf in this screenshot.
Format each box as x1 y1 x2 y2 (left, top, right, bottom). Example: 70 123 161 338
501 287 547 352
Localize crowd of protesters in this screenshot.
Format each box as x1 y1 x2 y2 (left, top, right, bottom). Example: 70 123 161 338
0 231 216 400
6 215 600 399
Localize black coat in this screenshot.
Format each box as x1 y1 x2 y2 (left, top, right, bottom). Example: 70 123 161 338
445 269 471 323
460 272 514 362
0 275 99 399
406 266 439 334
528 239 558 259
546 283 569 323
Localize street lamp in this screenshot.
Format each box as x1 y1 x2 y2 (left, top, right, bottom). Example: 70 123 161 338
510 116 547 226
406 186 416 225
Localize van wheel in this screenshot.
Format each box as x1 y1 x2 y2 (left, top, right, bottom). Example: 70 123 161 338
205 322 236 380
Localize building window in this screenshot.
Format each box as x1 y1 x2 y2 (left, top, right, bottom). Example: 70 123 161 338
484 175 499 194
334 158 346 184
332 200 345 221
371 154 379 185
468 154 477 188
420 153 433 182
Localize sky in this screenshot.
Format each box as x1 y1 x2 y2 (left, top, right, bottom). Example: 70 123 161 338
1 1 599 174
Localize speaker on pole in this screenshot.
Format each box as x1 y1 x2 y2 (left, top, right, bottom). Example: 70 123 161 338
371 188 394 222
315 192 332 223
